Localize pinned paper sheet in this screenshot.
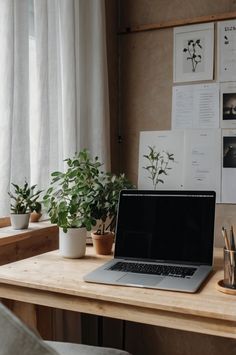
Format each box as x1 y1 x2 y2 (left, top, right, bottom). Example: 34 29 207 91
218 20 236 82
220 82 236 128
183 129 221 202
172 83 219 129
138 131 184 190
222 129 236 203
138 130 221 202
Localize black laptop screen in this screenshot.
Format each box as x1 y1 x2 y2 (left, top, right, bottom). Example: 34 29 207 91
114 190 216 266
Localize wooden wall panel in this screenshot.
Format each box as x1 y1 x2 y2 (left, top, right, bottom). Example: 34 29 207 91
114 0 236 247
119 0 233 28
104 1 236 354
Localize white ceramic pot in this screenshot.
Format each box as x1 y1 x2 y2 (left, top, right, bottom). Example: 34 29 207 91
10 213 30 230
59 227 87 258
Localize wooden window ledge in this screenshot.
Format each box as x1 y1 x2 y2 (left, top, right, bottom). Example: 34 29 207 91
0 221 59 265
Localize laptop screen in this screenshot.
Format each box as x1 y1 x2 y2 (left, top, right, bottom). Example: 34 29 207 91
114 190 216 266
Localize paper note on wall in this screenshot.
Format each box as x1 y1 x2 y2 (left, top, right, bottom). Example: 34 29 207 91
222 129 236 203
172 83 219 129
218 20 236 82
183 129 221 202
138 131 184 190
138 130 221 202
220 82 236 128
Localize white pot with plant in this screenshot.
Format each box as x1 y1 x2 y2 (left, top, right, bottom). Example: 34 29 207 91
8 181 42 230
90 172 134 255
43 149 101 258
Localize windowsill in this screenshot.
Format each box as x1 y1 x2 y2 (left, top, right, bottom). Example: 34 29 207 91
0 221 59 265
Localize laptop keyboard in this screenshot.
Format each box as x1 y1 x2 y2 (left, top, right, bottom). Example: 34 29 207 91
109 261 197 278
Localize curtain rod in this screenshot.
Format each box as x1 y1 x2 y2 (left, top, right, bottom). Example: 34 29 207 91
118 11 236 35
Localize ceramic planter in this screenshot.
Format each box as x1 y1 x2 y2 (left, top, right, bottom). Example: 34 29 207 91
59 227 87 258
10 213 30 230
30 211 42 222
91 232 114 255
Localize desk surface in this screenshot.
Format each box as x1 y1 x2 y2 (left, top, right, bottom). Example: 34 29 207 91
0 247 235 338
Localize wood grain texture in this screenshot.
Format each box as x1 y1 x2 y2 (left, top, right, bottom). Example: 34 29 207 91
0 222 60 340
0 222 58 265
116 0 236 247
125 322 236 355
118 11 236 34
106 1 236 353
0 217 11 228
0 247 234 339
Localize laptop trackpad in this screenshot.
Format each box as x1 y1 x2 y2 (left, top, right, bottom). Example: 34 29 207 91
117 274 164 286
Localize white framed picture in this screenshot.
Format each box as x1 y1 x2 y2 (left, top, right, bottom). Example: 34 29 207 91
218 20 236 82
173 23 214 83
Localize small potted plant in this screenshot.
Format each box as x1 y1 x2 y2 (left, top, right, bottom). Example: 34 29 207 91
90 172 134 255
30 201 42 222
43 149 101 258
8 181 42 229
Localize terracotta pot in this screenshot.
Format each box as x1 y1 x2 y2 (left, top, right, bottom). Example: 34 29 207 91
91 232 114 255
30 211 42 222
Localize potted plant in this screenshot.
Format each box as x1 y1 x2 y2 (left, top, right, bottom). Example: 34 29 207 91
8 181 42 229
43 149 101 258
30 201 42 222
90 172 134 255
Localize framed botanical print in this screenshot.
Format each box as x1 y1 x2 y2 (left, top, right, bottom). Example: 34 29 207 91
173 22 214 83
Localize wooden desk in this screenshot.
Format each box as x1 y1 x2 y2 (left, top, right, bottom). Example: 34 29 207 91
0 247 234 339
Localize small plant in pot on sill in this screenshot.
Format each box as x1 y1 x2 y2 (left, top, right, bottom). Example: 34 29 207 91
30 201 42 222
43 149 101 259
91 172 134 255
8 181 42 230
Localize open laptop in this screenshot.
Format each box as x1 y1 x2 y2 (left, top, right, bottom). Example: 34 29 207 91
84 190 216 293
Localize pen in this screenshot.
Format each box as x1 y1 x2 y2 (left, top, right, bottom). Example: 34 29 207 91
222 227 230 250
230 226 236 251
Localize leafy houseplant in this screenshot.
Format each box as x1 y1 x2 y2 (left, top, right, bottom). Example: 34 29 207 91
8 181 42 229
43 149 101 232
43 149 102 258
143 146 175 190
92 172 134 235
90 172 134 255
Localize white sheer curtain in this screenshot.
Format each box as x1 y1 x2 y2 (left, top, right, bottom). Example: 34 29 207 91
0 0 110 216
0 0 30 215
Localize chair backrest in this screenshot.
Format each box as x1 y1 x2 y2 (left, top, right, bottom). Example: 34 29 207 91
0 302 58 355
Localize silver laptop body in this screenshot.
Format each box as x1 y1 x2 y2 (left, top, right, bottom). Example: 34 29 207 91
84 190 216 293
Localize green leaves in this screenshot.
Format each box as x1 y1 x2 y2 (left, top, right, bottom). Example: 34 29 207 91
43 150 102 231
90 172 134 234
43 149 134 233
143 146 175 190
8 181 42 214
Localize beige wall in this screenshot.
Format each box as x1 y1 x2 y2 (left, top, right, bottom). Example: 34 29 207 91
106 0 236 248
105 1 236 354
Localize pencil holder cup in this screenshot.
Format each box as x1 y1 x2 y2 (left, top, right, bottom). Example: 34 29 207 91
223 248 236 289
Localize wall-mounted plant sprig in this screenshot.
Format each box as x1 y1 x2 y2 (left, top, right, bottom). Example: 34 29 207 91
143 146 175 190
183 39 202 72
